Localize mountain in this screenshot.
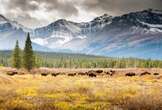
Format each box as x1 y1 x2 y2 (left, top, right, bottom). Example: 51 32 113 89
0 9 162 59
86 9 162 59
0 15 51 51
31 14 112 51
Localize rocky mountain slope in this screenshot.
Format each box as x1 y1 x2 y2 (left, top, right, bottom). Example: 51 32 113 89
0 9 162 59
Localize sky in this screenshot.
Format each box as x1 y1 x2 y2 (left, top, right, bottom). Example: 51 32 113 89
0 0 162 28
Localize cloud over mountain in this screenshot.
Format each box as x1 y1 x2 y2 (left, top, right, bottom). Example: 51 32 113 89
0 0 162 28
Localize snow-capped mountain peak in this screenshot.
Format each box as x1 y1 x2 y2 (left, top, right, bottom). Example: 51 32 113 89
0 9 162 59
93 14 112 22
54 19 68 25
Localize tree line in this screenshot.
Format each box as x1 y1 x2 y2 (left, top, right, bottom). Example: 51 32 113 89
33 56 162 68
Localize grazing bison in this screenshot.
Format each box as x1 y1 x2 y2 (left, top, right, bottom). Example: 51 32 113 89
105 71 110 75
140 72 151 76
125 72 136 77
96 70 103 73
110 70 116 76
68 73 76 76
87 70 97 77
41 73 49 76
105 71 114 76
78 72 87 76
88 73 96 77
6 71 18 76
153 73 159 76
51 73 59 77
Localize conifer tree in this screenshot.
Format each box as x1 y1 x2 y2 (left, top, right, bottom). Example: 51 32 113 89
23 33 35 71
12 40 21 69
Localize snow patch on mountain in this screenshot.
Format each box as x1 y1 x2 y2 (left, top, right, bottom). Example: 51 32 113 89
31 38 48 46
0 21 7 24
140 21 162 28
78 35 87 39
150 9 162 14
150 28 162 33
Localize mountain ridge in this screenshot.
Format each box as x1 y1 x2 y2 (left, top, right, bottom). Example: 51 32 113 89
0 9 162 59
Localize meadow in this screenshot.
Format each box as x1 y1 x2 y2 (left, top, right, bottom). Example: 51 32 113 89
0 68 162 110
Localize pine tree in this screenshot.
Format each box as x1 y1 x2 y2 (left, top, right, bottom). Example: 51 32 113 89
12 40 21 69
23 33 35 71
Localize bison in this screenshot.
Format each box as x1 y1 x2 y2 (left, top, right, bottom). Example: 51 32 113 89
96 70 103 73
105 71 110 75
88 73 96 77
51 73 59 77
41 73 49 76
125 72 136 77
140 72 151 76
78 72 87 76
110 70 116 76
153 73 159 76
6 71 18 76
68 73 76 76
87 70 97 77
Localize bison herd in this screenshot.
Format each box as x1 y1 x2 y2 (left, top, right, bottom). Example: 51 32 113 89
5 69 161 78
125 71 160 77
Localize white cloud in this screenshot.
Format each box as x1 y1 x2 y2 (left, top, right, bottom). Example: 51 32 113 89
0 0 161 28
68 6 98 23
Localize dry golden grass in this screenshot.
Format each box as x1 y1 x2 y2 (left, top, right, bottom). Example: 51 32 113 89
0 69 162 110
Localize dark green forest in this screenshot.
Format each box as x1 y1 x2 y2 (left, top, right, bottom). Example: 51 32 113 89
0 50 162 68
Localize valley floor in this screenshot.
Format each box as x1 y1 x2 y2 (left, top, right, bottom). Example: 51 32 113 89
0 68 162 110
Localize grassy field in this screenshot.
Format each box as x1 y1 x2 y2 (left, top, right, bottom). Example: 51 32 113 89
0 68 162 110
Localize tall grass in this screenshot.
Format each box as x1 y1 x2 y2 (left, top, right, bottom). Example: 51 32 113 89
0 74 161 110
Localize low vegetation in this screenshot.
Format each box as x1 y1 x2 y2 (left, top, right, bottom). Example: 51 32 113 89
0 70 162 110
